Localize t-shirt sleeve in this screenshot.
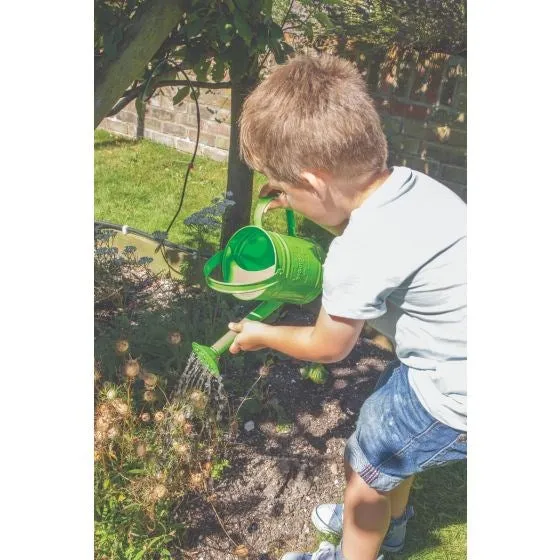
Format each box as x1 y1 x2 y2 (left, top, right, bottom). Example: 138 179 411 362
321 235 403 320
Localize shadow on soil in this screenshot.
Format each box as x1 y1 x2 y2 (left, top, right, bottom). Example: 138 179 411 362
174 303 466 558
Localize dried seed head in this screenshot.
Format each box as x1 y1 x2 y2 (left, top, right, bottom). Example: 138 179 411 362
189 472 204 490
167 331 182 345
142 373 158 389
188 389 208 411
140 412 151 422
143 390 156 403
94 366 102 382
173 411 186 426
112 399 129 416
94 430 107 443
97 403 111 418
173 442 189 457
136 443 147 458
107 426 120 439
258 364 270 377
202 461 213 475
182 421 194 435
152 484 167 500
114 339 129 355
123 359 140 379
96 416 112 432
154 411 165 423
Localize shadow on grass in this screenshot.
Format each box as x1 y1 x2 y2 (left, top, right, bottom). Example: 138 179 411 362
395 461 467 559
94 135 140 151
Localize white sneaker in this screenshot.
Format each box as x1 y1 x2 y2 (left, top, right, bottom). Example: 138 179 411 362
280 541 337 560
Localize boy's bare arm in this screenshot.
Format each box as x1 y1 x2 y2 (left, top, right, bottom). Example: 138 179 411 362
229 306 364 363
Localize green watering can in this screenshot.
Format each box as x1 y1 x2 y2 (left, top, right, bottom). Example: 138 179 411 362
191 196 326 377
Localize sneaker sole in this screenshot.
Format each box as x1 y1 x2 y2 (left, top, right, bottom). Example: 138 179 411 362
311 508 342 537
381 542 405 553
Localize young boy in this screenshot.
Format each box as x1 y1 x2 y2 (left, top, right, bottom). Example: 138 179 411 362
228 54 466 560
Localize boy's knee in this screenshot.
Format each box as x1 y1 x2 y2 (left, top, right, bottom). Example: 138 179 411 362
345 464 387 503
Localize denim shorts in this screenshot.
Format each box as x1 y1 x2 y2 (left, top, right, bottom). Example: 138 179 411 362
344 360 467 492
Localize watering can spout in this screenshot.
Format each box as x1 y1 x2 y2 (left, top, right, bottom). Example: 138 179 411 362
192 300 283 376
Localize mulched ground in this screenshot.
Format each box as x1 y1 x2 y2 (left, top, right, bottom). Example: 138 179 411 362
176 304 395 560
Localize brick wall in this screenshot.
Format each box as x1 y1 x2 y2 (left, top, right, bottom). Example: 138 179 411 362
372 50 467 201
100 86 232 162
100 50 466 201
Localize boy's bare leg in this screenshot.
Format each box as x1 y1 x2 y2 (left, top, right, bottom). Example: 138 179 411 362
341 461 390 560
389 475 414 518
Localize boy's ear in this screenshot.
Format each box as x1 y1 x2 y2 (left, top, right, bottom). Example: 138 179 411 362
300 170 328 200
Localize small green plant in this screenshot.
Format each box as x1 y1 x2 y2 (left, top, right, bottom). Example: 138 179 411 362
210 458 231 480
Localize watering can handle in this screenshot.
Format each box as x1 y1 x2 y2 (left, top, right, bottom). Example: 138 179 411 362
253 196 296 237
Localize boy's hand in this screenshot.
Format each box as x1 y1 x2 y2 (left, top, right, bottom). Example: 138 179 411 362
228 320 269 354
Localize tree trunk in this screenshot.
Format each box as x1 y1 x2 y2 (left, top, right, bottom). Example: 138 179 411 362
94 0 185 128
220 53 258 248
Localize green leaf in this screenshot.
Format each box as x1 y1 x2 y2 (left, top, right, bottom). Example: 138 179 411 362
173 86 191 105
263 0 273 20
185 16 205 39
233 12 253 47
315 12 333 29
211 60 225 83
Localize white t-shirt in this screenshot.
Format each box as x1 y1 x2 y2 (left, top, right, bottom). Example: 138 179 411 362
322 166 466 431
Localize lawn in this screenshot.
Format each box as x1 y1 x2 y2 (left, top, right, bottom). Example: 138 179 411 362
94 129 466 559
94 129 331 252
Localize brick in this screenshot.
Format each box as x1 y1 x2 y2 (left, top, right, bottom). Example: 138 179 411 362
102 118 133 137
182 127 217 146
456 93 467 112
118 111 138 124
162 121 188 137
381 115 403 135
401 118 428 139
421 142 467 167
143 116 162 132
202 120 230 137
388 100 430 120
199 145 229 162
158 93 175 110
214 135 230 150
389 152 441 178
176 138 196 154
387 135 421 155
213 108 231 124
148 94 160 107
426 125 467 147
428 108 467 130
176 112 199 127
143 129 176 148
197 89 224 104
441 164 467 184
442 181 467 202
147 107 174 121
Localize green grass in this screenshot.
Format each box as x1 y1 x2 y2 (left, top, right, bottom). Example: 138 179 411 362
94 129 332 251
314 462 467 560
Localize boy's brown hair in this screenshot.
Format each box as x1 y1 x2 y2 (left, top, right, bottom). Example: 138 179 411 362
239 54 388 186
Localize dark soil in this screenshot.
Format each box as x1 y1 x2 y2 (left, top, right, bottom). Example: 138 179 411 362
176 304 395 560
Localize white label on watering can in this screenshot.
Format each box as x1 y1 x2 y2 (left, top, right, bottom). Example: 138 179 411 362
228 264 276 300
